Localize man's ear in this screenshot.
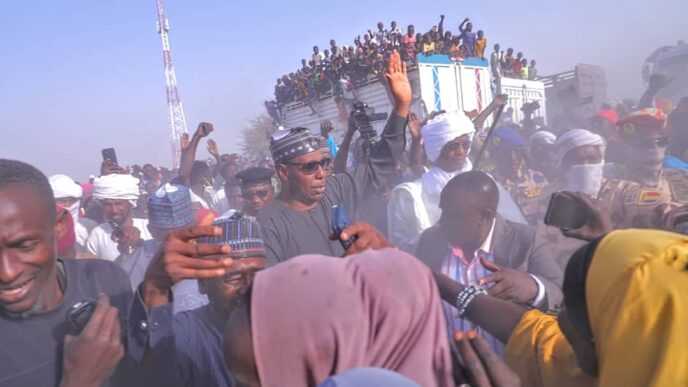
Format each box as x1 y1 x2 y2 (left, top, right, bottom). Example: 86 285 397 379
276 164 289 184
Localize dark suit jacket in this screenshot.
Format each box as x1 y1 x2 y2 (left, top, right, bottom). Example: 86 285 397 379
415 215 571 311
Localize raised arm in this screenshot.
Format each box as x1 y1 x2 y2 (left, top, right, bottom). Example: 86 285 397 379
408 113 426 178
459 18 469 34
178 122 214 186
348 50 411 199
334 121 356 173
367 50 411 162
438 14 445 37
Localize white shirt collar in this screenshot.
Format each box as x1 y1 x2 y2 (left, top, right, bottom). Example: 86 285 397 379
477 218 496 256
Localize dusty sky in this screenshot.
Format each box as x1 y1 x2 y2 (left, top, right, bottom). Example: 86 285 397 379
1 0 685 180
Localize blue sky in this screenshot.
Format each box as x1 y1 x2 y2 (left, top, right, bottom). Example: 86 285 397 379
1 0 685 180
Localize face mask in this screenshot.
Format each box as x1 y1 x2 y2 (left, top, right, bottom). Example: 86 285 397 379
563 163 604 197
66 201 81 222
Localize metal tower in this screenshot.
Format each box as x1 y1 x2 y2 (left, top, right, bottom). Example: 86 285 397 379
155 0 188 169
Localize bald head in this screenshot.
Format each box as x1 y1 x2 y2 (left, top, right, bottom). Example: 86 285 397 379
439 171 499 252
440 171 499 210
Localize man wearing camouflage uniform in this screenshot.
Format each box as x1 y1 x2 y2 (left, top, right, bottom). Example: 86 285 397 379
599 108 688 228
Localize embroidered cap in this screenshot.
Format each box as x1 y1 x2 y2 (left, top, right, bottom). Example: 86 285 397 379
148 184 194 230
270 127 323 164
199 212 266 258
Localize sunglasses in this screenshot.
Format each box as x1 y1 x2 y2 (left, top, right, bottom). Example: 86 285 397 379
242 189 270 200
285 158 332 174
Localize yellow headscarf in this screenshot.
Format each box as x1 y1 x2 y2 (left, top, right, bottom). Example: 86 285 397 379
586 229 688 387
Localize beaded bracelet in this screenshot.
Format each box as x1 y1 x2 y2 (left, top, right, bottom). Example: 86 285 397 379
455 285 488 318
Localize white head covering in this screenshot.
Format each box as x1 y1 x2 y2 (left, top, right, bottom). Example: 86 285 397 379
92 174 140 206
528 130 557 148
49 174 82 199
421 111 475 163
554 129 605 168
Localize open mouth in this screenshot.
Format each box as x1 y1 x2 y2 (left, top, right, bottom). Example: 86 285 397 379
0 276 35 305
223 272 245 284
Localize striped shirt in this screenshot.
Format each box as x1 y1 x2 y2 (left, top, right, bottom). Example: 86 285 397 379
440 223 504 354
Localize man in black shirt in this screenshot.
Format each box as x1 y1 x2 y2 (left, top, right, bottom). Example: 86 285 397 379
0 159 138 387
258 50 411 263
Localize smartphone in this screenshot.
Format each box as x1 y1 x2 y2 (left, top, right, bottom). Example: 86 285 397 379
102 147 118 165
544 192 589 230
67 300 96 334
331 205 357 250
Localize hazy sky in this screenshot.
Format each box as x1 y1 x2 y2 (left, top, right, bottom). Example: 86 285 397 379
1 0 685 180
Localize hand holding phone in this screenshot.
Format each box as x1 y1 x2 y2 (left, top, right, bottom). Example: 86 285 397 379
545 191 612 241
101 148 118 165
62 295 124 387
67 300 97 334
544 192 589 230
331 205 357 250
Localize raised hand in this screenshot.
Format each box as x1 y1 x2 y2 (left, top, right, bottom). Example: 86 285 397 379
455 331 521 387
408 113 423 141
479 256 538 305
385 50 412 117
100 159 127 176
142 225 265 308
60 294 124 387
194 122 214 139
207 139 220 160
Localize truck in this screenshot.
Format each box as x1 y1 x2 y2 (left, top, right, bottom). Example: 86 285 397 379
539 64 608 130
275 54 547 138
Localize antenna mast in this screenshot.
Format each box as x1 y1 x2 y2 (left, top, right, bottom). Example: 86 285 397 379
155 0 188 169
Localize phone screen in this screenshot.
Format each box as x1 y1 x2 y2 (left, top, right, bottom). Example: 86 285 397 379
102 148 118 165
544 193 589 230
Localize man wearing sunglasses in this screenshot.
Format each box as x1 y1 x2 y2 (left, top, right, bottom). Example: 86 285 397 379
258 50 411 263
235 167 275 216
598 108 688 228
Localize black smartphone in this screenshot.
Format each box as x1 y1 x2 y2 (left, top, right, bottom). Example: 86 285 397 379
67 300 96 334
102 147 118 165
331 205 357 250
544 192 589 230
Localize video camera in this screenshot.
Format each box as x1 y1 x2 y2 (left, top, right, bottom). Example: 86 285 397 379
521 101 540 115
350 101 389 141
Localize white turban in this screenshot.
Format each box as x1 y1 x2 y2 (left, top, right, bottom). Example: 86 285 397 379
49 174 82 199
421 111 475 163
528 130 557 148
554 129 605 167
93 174 140 205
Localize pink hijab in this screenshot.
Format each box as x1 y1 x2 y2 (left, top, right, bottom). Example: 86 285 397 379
250 248 455 387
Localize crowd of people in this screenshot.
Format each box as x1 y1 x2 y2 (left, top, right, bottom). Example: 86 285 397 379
273 15 507 106
3 49 688 387
490 44 538 81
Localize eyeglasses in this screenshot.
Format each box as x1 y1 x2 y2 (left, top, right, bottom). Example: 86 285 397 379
242 189 270 200
284 158 332 174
